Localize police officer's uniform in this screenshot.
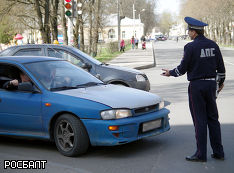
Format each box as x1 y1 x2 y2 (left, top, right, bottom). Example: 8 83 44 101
169 17 226 161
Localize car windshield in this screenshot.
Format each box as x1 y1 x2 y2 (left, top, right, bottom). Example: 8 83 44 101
25 60 103 91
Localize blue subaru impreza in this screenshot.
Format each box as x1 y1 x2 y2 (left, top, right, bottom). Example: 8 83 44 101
0 56 170 156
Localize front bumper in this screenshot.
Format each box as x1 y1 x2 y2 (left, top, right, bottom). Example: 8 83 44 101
81 108 170 146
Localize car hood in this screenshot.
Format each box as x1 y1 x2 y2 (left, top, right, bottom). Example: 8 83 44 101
103 64 142 74
55 84 161 109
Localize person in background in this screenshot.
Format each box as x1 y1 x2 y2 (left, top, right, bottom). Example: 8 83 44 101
141 35 146 42
131 36 135 49
135 38 139 49
142 41 146 50
120 39 125 52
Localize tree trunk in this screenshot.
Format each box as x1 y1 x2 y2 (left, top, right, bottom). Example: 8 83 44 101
232 22 234 46
44 0 51 43
222 21 226 45
79 0 84 52
50 0 59 42
34 0 50 43
74 17 80 48
92 0 101 57
88 0 93 54
80 15 84 51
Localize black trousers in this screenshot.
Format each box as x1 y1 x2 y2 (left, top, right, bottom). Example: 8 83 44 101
188 80 224 159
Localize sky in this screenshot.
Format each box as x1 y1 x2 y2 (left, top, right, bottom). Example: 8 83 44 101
156 0 181 15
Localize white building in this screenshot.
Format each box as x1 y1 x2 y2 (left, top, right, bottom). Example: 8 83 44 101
169 18 186 37
100 14 144 42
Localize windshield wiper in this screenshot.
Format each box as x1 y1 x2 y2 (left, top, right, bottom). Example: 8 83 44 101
50 86 78 91
76 82 104 88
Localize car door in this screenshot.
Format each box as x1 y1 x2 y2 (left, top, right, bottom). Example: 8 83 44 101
0 63 43 136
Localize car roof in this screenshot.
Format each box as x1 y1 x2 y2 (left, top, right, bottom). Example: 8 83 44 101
0 56 61 64
7 44 70 49
2 44 102 65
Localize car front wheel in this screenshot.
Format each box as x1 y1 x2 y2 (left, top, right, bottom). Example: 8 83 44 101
54 114 89 157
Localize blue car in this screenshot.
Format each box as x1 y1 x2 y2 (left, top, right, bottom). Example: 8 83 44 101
0 56 170 156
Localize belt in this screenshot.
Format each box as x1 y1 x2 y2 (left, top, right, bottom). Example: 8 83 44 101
199 78 216 81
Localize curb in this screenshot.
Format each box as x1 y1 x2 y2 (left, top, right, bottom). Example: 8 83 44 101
134 42 156 70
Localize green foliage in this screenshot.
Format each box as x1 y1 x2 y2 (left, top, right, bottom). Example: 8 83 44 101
96 42 131 62
159 12 174 35
0 24 14 44
107 41 119 53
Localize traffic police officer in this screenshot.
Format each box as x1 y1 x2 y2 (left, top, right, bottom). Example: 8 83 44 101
161 17 226 162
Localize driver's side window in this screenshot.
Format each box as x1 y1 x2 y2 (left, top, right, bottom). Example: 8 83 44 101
0 63 34 92
48 49 85 67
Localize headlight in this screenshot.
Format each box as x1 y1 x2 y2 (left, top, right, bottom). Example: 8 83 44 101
159 100 164 110
136 74 146 82
101 109 132 120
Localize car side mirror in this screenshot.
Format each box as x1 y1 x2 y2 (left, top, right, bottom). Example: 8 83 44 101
18 82 34 92
81 63 92 71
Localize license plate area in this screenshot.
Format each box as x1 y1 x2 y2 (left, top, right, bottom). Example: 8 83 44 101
141 119 162 133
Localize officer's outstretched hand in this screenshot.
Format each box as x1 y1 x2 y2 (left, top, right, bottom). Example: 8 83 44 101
218 83 224 93
161 69 171 77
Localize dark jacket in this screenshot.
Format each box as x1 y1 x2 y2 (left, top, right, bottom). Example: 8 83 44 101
169 35 226 86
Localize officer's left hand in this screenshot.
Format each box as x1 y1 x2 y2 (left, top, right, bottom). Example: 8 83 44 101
161 69 170 77
218 83 224 93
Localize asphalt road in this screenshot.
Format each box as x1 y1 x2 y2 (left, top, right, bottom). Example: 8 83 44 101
0 40 233 173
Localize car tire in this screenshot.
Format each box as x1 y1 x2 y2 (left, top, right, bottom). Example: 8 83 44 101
54 114 89 157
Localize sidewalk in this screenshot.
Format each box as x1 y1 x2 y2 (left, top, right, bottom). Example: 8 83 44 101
108 42 155 70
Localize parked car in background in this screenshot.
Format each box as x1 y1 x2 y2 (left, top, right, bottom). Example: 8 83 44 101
0 44 150 91
0 56 170 156
156 35 167 41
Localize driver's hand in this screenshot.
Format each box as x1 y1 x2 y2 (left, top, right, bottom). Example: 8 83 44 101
10 79 19 86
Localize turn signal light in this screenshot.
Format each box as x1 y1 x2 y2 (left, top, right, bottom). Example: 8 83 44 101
45 103 51 107
108 126 119 131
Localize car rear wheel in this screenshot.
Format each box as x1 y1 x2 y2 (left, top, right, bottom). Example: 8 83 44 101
54 114 89 156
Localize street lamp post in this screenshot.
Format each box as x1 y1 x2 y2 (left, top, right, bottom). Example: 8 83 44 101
117 0 125 51
138 9 145 22
118 0 120 51
133 3 135 37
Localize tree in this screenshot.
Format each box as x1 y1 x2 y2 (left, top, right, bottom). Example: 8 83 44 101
92 0 101 57
0 0 51 43
0 23 14 44
180 0 234 45
50 0 59 42
88 0 94 54
34 0 51 43
159 12 174 36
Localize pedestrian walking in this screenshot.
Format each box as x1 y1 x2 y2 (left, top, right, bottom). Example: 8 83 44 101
120 39 125 52
131 36 135 49
135 38 139 49
142 41 146 50
141 35 146 42
161 17 226 162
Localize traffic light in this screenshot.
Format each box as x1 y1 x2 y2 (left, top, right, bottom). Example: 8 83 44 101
64 0 72 17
